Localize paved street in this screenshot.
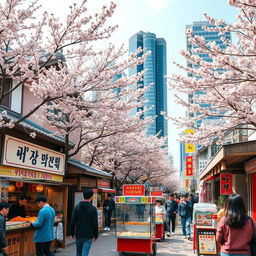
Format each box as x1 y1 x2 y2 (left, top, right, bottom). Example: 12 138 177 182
56 225 195 256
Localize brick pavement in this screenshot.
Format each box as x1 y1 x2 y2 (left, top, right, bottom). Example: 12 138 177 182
56 225 195 256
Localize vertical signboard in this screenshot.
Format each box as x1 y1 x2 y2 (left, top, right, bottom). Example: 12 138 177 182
186 156 193 176
185 129 195 153
196 228 218 255
220 173 232 195
184 179 190 191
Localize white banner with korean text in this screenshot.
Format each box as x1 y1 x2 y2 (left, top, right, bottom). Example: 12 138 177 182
3 135 65 175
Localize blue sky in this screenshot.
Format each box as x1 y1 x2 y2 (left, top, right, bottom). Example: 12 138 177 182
43 0 238 169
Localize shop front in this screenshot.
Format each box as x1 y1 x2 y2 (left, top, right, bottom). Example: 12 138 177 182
65 159 113 233
200 141 256 209
0 134 67 256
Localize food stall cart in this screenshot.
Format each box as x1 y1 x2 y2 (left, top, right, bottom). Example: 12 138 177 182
193 203 218 256
115 196 157 256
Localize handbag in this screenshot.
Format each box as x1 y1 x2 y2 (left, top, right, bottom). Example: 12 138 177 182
250 217 256 256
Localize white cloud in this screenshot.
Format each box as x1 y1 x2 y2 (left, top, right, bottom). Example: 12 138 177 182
144 0 172 13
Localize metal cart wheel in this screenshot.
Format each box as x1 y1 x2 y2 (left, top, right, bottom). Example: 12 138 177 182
152 242 157 256
118 252 125 256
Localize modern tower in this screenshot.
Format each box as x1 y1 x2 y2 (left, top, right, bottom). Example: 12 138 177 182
129 31 168 139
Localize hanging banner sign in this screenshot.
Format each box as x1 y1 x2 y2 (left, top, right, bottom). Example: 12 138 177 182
123 184 145 196
184 179 190 190
3 135 65 175
220 173 233 195
186 156 193 176
185 129 195 153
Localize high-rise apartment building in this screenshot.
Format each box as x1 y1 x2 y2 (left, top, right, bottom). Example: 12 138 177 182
129 31 168 139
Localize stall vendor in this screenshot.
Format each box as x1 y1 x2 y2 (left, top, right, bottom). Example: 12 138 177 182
8 195 27 219
155 199 166 221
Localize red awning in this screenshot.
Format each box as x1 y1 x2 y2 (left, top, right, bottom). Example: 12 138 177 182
98 187 116 193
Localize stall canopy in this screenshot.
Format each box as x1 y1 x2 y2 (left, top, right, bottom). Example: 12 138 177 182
200 140 256 181
98 188 116 193
67 158 112 179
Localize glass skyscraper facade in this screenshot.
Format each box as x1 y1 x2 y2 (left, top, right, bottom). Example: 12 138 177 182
129 31 168 139
186 21 231 128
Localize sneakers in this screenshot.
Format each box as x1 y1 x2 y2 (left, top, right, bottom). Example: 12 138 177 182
107 227 110 231
187 236 191 240
171 232 175 235
166 232 171 237
183 236 187 239
104 227 108 231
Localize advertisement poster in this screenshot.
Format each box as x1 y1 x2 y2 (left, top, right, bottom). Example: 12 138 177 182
220 173 233 195
0 179 9 201
197 229 218 255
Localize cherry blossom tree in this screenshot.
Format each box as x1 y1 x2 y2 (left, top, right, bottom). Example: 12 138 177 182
83 130 173 192
169 0 256 145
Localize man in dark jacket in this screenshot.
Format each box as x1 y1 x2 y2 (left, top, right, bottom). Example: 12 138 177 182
103 194 115 231
8 195 27 219
0 202 9 256
178 194 192 240
165 194 178 237
71 189 98 256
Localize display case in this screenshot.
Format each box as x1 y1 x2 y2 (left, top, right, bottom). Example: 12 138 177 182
115 196 157 255
116 203 155 239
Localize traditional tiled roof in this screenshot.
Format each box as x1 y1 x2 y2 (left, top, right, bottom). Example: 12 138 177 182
68 158 112 178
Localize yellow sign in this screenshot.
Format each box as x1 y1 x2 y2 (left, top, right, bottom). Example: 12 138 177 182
185 129 195 153
141 197 149 203
185 143 195 153
185 129 195 135
0 165 63 182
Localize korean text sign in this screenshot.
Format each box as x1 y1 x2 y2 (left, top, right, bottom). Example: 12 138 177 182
220 173 232 195
123 185 145 196
3 135 65 175
186 156 193 176
150 187 163 196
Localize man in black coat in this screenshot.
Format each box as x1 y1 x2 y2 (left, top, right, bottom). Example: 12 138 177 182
103 194 115 231
8 195 26 219
165 194 178 237
70 189 98 256
0 202 9 256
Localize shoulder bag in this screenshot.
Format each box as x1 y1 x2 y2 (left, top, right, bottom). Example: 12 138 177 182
250 217 256 256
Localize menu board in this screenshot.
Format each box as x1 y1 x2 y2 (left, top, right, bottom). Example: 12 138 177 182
195 212 213 226
197 228 218 255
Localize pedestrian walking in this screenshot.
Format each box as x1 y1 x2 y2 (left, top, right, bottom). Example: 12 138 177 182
0 202 9 256
178 194 192 240
70 189 98 256
103 194 115 231
165 194 178 237
30 195 55 256
217 194 256 256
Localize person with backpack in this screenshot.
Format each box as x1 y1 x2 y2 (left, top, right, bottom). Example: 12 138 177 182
217 194 256 256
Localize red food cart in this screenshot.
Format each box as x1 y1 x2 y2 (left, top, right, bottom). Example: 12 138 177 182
115 196 157 255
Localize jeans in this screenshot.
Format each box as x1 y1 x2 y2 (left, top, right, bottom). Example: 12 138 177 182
166 214 176 232
180 216 191 236
76 238 93 256
105 211 112 228
35 241 55 256
221 253 251 256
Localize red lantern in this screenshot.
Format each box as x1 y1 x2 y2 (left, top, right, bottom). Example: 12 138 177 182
8 184 16 192
16 182 23 188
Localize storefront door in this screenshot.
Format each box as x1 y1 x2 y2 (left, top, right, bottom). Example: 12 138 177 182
251 173 256 221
